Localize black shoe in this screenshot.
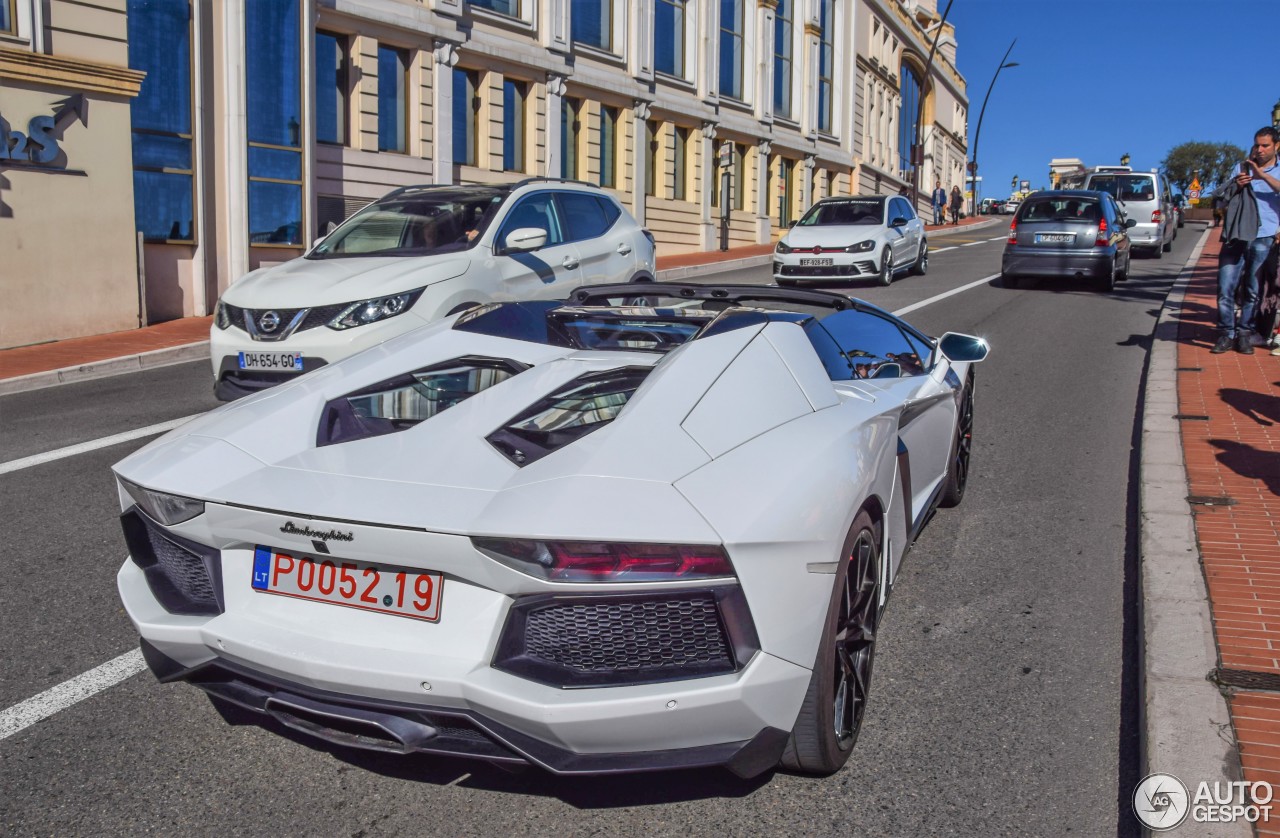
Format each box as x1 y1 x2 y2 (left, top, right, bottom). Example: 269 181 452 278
1237 333 1255 355
1211 334 1234 354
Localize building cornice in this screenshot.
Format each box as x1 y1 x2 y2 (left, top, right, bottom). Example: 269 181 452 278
864 0 967 102
0 48 145 97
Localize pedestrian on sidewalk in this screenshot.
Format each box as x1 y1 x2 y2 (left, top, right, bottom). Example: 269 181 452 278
1255 234 1280 354
1211 126 1280 355
931 180 947 226
949 186 962 225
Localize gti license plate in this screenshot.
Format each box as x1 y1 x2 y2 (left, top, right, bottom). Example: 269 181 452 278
799 258 834 266
252 546 443 622
238 351 304 372
1034 233 1074 244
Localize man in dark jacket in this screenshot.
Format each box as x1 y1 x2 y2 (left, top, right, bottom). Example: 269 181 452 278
1212 127 1280 354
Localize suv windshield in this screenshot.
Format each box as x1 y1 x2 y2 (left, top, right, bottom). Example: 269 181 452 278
1088 175 1155 203
798 198 885 227
310 188 508 259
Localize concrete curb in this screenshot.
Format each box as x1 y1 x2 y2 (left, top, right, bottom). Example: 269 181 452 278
0 341 211 397
1139 224 1248 836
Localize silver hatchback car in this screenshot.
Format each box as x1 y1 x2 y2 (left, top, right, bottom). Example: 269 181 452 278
773 195 927 286
1001 190 1135 291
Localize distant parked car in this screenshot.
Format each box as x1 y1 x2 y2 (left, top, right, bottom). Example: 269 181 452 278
1003 197 1022 215
773 195 927 287
1080 168 1175 257
1172 194 1186 228
211 180 657 401
1001 190 1135 291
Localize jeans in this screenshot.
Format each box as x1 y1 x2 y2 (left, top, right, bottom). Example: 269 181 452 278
933 205 944 225
1217 236 1271 336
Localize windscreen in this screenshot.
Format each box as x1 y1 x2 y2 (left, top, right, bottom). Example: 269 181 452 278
310 190 506 258
797 198 885 227
1087 175 1155 202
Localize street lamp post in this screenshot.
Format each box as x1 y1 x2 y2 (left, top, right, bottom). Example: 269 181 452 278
909 0 954 211
968 40 1018 217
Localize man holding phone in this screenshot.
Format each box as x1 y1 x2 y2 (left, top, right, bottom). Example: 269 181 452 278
1212 127 1280 354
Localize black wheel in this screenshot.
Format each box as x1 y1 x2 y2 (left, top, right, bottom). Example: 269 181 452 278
1117 251 1130 282
1153 244 1164 259
877 249 894 286
1001 272 1019 289
939 370 975 508
1162 235 1173 252
1097 257 1116 292
781 510 880 774
912 240 929 276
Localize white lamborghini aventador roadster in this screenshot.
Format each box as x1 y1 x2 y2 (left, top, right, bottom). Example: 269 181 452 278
113 282 988 778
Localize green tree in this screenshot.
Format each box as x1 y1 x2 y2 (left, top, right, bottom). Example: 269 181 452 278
1162 141 1247 193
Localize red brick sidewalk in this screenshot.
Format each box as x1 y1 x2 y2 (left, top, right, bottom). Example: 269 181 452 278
1176 232 1280 830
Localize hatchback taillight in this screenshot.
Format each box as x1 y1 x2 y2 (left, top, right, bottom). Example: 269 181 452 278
1150 209 1162 225
1007 220 1017 245
1095 217 1110 247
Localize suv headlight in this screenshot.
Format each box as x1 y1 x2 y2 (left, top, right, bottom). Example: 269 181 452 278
214 301 231 330
327 288 425 330
775 241 793 254
118 477 205 525
845 240 875 253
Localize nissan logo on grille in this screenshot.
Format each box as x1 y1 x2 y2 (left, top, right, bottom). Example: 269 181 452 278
258 311 281 333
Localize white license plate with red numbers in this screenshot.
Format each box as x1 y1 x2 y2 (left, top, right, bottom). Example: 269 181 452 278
251 546 443 622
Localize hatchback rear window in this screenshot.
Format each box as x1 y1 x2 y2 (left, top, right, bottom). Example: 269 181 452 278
1019 198 1101 222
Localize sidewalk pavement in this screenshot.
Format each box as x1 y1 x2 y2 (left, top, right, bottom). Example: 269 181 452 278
1168 231 1280 830
0 214 1001 394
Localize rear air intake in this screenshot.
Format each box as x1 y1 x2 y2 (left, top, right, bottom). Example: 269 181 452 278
120 509 223 615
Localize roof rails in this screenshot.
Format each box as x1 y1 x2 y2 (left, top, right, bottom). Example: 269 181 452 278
380 183 513 199
571 282 860 312
511 176 602 189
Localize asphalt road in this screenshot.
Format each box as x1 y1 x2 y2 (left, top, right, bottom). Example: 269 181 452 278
0 223 1205 836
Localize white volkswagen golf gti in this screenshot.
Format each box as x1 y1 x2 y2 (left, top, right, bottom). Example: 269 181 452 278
774 195 928 287
211 179 656 400
117 283 987 777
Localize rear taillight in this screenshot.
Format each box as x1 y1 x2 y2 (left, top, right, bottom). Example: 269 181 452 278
1150 209 1161 224
1007 220 1017 245
474 538 736 582
1095 217 1110 247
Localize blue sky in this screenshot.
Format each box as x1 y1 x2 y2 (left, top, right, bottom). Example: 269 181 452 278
946 0 1276 200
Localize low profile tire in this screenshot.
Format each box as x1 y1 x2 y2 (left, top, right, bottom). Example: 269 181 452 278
1153 244 1164 259
877 249 894 286
781 510 880 775
1162 236 1173 252
912 240 929 276
938 370 975 508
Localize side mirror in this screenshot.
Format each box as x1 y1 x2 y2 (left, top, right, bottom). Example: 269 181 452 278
502 227 547 253
891 217 908 228
1125 218 1138 228
870 362 902 379
787 220 798 228
937 332 990 363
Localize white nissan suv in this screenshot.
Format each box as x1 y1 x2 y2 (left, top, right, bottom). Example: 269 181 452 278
211 179 656 400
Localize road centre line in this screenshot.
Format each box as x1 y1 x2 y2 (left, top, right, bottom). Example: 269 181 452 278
0 272 1004 739
0 650 146 741
989 236 1008 242
931 246 956 253
962 241 986 246
0 415 200 476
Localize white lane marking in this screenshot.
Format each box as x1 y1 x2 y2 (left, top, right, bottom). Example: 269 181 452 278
962 241 986 246
0 270 1008 737
893 273 1000 318
988 236 1008 242
0 415 199 476
0 650 146 741
932 246 956 253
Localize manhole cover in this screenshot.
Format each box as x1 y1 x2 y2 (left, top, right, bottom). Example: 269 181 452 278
1187 495 1236 506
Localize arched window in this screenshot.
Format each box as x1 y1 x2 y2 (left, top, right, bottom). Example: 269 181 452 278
897 61 922 179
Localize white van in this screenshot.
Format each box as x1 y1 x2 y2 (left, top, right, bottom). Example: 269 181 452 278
1081 168 1175 257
